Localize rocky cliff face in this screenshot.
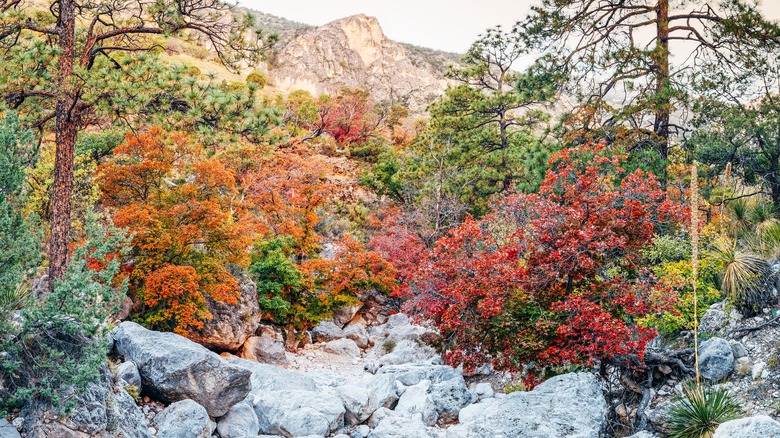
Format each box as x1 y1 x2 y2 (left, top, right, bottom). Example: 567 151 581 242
268 14 452 111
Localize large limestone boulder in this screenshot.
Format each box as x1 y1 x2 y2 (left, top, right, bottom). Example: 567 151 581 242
153 399 212 438
332 304 362 328
713 415 780 437
216 401 260 438
312 321 345 343
114 360 142 389
376 363 471 425
394 380 439 426
457 398 498 424
699 337 735 382
699 301 742 336
377 363 461 386
335 384 372 425
366 373 400 412
446 373 607 438
189 272 262 351
240 325 288 365
429 377 473 424
229 358 318 394
0 419 19 438
112 321 251 417
324 338 361 357
253 390 346 437
368 416 438 438
344 323 370 348
21 366 151 438
0 419 20 438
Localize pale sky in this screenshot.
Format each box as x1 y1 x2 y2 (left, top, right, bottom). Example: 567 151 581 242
239 1 780 53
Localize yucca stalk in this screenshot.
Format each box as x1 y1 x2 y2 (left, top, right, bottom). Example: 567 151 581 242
719 162 730 236
691 162 701 388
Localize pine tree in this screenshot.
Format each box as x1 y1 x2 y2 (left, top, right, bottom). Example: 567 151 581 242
0 0 274 285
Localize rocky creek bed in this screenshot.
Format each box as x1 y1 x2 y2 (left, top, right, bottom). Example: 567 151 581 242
3 310 780 437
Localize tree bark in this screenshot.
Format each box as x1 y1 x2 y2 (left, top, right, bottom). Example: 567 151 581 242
655 0 670 161
49 0 77 286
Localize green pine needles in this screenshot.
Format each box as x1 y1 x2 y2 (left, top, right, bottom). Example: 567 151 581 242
0 212 129 413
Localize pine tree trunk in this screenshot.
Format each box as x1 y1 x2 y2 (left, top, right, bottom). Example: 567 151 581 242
655 0 670 161
49 0 77 286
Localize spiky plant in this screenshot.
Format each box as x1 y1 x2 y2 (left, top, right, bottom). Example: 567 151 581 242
0 281 30 323
749 202 777 228
747 221 780 259
714 238 771 315
727 199 751 236
667 384 741 438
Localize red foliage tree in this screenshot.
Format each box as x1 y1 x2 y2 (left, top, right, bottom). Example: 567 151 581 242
402 143 684 382
321 88 376 144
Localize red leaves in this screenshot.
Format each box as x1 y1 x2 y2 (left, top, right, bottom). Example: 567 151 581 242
321 89 375 144
398 142 682 378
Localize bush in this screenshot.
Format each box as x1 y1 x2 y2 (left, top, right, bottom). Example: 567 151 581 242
246 71 268 89
382 339 397 353
0 213 129 413
0 113 42 324
667 384 741 438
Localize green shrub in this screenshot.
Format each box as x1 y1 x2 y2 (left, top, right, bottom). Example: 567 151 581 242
0 113 42 324
504 380 526 393
185 66 201 77
382 339 397 353
246 71 268 89
667 384 741 438
0 213 129 413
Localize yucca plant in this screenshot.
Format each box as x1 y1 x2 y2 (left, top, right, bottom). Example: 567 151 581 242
727 199 751 237
667 384 741 438
713 237 772 315
0 281 30 323
748 221 780 259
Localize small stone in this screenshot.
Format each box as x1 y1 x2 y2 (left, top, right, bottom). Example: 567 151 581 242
729 341 749 359
474 382 494 400
752 362 767 381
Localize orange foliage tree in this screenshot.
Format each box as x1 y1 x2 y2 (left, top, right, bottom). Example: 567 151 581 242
98 127 253 334
244 146 335 257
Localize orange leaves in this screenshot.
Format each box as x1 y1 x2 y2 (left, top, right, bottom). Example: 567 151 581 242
98 127 252 335
245 151 336 257
304 236 398 299
144 265 206 335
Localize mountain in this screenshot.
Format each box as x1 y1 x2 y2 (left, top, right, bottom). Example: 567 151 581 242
260 13 456 111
